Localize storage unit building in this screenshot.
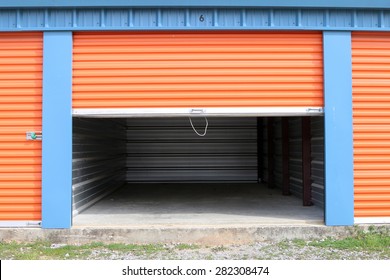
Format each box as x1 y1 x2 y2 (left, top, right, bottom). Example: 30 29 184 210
0 0 389 228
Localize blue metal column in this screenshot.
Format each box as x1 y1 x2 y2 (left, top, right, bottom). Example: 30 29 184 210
323 31 354 226
42 32 72 228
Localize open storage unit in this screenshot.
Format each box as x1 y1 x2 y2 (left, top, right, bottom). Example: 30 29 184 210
70 30 325 225
72 116 325 226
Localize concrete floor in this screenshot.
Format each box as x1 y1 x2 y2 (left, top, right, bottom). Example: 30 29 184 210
72 183 324 228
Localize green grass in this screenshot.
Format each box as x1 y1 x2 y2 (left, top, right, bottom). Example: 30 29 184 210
0 241 204 260
174 244 201 250
0 241 93 260
308 226 390 252
0 241 170 260
106 243 165 253
285 226 390 253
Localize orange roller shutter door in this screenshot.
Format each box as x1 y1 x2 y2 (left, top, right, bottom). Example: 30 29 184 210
353 32 390 218
0 32 42 222
73 32 323 109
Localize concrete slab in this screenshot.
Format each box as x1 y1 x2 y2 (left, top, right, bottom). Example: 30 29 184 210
73 183 324 227
3 225 389 246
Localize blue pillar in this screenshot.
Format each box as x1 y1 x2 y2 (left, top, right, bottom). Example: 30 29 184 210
42 32 72 229
323 31 354 226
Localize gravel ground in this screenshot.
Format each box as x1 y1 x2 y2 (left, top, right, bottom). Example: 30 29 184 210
85 241 389 260
3 227 388 260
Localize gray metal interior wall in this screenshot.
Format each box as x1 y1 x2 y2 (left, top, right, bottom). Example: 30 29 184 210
261 118 268 183
274 118 283 188
256 118 264 182
289 117 304 198
311 116 325 208
286 117 324 208
125 117 258 182
72 118 126 216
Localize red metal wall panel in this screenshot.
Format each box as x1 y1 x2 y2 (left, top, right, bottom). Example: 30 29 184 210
0 33 42 221
353 32 390 217
73 32 323 109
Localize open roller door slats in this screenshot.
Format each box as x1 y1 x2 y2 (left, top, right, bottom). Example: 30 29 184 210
0 32 42 222
73 32 323 109
352 32 390 219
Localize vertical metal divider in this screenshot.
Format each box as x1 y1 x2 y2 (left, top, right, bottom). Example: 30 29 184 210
267 118 275 188
302 117 313 206
282 118 291 195
323 31 354 225
257 117 263 183
42 32 73 228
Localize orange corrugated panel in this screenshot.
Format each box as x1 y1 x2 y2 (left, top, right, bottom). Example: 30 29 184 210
0 32 42 221
0 142 42 150
0 158 42 165
0 135 41 142
0 119 41 126
0 197 41 204
352 32 390 218
0 181 41 189
0 212 41 220
0 204 41 212
73 32 323 109
0 188 41 196
0 173 41 181
0 165 41 173
355 186 390 194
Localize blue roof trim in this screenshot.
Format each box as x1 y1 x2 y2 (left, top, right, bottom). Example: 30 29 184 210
1 8 390 31
0 1 390 9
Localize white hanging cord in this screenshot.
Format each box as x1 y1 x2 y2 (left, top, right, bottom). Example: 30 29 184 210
189 116 208 137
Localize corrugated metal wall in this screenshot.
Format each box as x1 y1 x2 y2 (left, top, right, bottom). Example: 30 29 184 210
311 117 324 208
276 117 324 207
73 31 323 109
0 32 42 222
261 118 268 183
256 118 264 182
1 8 390 32
262 117 283 188
289 118 303 198
126 117 258 182
72 118 126 215
274 118 283 188
352 32 390 218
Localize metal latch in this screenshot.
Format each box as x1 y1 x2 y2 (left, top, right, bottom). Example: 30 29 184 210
26 131 42 140
27 221 42 227
190 109 206 114
306 108 324 113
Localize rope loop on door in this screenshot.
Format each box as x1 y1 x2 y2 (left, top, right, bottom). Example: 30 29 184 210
189 116 208 137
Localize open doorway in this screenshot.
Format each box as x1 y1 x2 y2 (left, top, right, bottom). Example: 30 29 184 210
71 116 324 227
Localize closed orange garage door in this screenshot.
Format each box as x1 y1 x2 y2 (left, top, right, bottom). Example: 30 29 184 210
73 32 323 111
353 32 390 220
0 33 42 224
